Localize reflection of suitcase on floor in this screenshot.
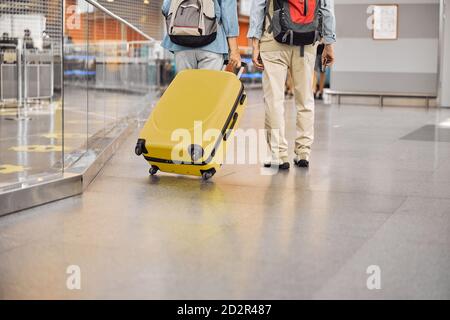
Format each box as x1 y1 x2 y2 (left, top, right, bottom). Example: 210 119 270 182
135 65 247 180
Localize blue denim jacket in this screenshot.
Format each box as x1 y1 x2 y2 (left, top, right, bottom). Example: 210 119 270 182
161 0 239 54
247 0 336 44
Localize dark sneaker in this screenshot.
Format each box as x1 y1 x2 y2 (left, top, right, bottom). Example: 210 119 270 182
294 159 309 168
279 162 290 170
264 162 290 170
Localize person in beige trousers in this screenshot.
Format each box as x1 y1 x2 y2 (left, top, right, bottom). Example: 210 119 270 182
248 0 336 170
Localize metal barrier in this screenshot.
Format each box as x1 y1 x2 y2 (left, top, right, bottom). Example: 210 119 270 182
0 49 19 102
95 57 152 93
64 41 175 93
23 48 54 100
0 46 55 104
2 40 170 104
0 64 19 101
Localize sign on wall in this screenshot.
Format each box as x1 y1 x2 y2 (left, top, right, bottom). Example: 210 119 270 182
373 5 398 40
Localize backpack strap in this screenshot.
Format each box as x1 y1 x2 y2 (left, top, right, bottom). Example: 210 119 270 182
263 0 273 34
167 0 184 31
217 0 222 25
282 30 294 46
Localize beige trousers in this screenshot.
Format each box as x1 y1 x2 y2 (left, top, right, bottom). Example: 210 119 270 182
261 44 316 162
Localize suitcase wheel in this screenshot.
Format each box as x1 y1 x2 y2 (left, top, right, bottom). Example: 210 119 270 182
202 172 214 181
201 168 216 181
149 166 159 176
135 139 147 156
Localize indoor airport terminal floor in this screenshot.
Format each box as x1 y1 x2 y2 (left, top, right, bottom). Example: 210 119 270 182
1 0 450 301
2 93 450 299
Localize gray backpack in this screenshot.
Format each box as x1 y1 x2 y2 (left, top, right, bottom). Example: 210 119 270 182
165 0 218 47
266 0 321 55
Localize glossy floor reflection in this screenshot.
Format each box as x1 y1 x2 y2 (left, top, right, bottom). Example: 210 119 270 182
1 92 450 299
0 87 151 190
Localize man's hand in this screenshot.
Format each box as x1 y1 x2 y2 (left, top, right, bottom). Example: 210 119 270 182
228 48 242 69
252 38 264 71
227 37 241 69
322 44 335 67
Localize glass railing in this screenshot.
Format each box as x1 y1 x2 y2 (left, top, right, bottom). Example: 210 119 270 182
0 0 174 196
62 0 162 169
0 0 64 192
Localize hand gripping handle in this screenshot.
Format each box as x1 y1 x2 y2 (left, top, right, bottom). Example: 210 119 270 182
222 60 248 79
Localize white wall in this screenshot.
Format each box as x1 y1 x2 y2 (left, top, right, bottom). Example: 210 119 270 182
440 0 450 107
332 0 440 94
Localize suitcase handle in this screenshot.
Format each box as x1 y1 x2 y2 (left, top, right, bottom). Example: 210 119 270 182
224 113 239 141
223 61 247 79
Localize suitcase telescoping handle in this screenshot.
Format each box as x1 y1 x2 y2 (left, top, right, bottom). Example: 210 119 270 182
223 61 248 79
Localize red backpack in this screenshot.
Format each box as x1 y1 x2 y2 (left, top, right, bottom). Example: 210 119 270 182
266 0 321 54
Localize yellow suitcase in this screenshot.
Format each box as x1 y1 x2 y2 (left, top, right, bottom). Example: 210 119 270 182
135 66 247 180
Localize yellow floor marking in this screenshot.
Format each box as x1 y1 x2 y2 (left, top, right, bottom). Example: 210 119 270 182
42 133 89 139
0 111 18 116
9 145 70 152
0 164 29 174
0 106 18 111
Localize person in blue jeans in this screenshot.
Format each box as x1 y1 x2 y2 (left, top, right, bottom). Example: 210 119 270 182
162 0 241 72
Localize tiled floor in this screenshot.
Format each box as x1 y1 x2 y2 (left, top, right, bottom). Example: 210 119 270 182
1 91 450 299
